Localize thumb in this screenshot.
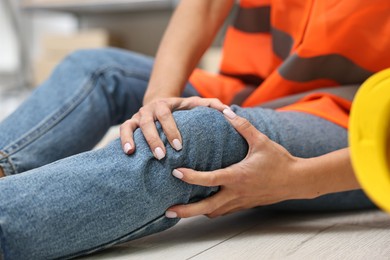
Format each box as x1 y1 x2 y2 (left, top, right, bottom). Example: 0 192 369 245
222 108 267 144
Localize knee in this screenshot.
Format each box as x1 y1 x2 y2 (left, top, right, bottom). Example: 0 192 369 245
61 48 153 75
173 106 228 139
171 107 248 167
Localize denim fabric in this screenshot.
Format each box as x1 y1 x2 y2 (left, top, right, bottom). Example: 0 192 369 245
0 48 198 176
0 48 374 259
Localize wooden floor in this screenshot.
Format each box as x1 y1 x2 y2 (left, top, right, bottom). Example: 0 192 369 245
80 209 390 260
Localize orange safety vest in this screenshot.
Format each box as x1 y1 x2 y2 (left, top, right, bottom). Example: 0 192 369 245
189 0 390 128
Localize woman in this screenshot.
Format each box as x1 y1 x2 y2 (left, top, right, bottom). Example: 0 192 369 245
0 0 388 259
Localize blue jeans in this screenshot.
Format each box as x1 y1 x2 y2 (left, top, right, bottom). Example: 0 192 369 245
0 48 374 259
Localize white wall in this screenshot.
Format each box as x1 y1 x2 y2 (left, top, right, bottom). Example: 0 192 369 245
0 1 19 73
30 13 78 59
0 1 77 71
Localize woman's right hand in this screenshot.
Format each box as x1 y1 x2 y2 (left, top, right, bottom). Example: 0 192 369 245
120 96 227 160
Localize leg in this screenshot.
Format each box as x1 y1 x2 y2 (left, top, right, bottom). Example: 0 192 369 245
0 107 374 259
0 107 242 259
0 48 198 176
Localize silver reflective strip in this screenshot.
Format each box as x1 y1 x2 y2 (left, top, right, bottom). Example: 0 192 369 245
233 6 271 33
272 27 294 60
278 53 373 83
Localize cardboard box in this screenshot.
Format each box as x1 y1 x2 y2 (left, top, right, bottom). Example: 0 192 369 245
34 29 112 85
34 59 61 86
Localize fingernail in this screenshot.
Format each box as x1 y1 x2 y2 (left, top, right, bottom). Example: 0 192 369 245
172 169 183 179
165 211 178 218
223 108 237 119
123 143 132 154
172 139 182 151
154 147 165 160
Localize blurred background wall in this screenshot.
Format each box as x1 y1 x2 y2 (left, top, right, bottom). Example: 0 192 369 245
0 1 19 77
0 0 233 90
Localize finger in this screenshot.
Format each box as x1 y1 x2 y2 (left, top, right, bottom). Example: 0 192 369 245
155 105 182 151
196 97 227 111
172 167 236 187
209 203 246 218
166 191 229 218
138 109 166 160
222 108 267 144
177 97 227 111
119 118 138 155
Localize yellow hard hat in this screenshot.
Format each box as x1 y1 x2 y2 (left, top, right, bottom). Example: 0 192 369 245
350 68 390 212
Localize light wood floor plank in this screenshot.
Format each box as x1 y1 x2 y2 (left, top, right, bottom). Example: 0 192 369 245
80 209 390 259
191 210 390 260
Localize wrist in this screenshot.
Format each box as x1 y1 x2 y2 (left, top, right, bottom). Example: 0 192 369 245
287 157 325 200
289 149 361 200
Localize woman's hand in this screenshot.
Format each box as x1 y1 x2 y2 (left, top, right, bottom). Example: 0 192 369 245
165 108 305 219
120 96 226 160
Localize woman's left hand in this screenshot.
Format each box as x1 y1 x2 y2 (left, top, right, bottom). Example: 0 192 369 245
166 108 306 219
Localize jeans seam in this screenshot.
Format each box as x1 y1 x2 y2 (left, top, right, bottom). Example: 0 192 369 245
58 214 169 260
1 66 114 159
0 151 17 176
